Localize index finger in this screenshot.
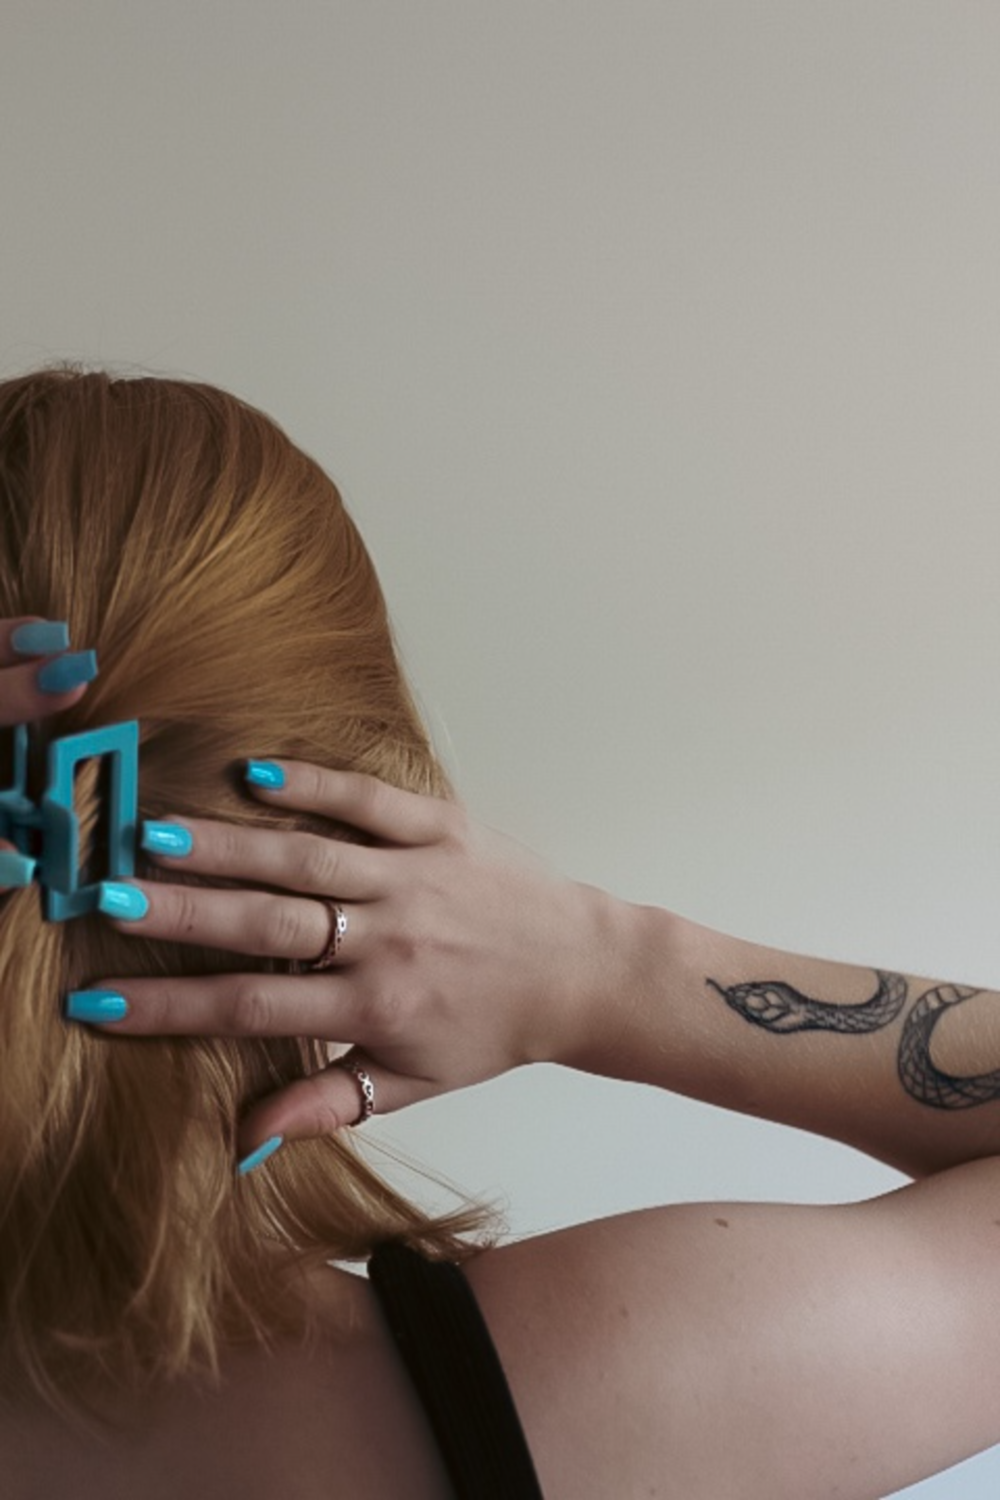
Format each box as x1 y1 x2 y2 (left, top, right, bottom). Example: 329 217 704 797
245 760 459 847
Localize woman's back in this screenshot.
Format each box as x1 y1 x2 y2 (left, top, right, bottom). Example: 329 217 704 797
1 1263 454 1500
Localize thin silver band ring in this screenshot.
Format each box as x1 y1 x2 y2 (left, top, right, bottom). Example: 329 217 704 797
337 1056 376 1124
308 901 349 971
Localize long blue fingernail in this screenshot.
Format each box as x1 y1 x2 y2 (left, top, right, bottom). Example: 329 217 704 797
245 760 286 790
36 650 99 694
97 882 149 921
238 1135 284 1175
141 821 193 857
64 989 129 1023
0 850 37 886
11 620 71 656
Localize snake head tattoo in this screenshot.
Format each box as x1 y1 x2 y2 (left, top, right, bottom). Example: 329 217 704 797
706 971 908 1035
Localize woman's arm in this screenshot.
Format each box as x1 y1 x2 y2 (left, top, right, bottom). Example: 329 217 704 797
466 1155 1000 1500
85 763 1000 1497
570 901 1000 1177
90 764 1000 1175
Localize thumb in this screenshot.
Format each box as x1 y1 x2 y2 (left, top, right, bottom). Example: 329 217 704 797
236 1053 429 1171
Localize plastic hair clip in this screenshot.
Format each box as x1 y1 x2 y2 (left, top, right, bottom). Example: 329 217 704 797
0 720 139 921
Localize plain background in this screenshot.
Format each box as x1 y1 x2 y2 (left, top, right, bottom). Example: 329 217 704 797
3 5 1000 1494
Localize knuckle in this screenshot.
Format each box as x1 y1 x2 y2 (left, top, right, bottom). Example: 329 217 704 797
140 980 181 1030
301 762 328 806
348 772 389 829
215 820 245 866
230 980 274 1035
436 801 468 850
307 1094 345 1137
258 896 310 957
297 834 340 892
370 985 407 1042
354 773 383 815
385 920 422 967
172 889 202 938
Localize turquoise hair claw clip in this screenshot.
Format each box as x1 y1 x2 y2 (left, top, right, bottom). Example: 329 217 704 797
0 720 139 921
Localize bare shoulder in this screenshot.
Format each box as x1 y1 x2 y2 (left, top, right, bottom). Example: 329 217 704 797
463 1157 1000 1500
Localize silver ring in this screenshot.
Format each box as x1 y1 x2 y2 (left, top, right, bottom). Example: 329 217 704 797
307 901 348 971
338 1056 376 1125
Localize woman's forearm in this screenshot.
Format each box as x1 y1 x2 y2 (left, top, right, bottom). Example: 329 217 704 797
569 897 1000 1178
86 763 1000 1168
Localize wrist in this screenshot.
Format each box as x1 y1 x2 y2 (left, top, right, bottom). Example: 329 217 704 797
554 887 677 1079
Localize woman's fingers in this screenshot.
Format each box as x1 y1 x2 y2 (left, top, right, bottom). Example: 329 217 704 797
245 758 456 846
97 876 360 966
237 1053 430 1158
72 964 433 1156
143 814 387 901
80 970 368 1041
81 761 567 1162
0 617 98 724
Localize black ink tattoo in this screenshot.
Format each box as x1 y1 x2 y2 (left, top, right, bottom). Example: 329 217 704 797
897 984 1000 1109
707 970 1000 1111
706 971 908 1034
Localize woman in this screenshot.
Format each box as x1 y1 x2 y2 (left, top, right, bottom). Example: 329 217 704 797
2 366 1000 1499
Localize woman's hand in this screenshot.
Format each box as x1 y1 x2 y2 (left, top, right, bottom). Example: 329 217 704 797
0 617 99 888
84 760 627 1155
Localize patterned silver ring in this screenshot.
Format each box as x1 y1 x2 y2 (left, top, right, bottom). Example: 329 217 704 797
338 1056 376 1125
307 901 349 971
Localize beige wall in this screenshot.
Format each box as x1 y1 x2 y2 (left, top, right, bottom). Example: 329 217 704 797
3 6 999 1492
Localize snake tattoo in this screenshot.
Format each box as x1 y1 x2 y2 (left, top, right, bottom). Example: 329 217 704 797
707 970 1000 1110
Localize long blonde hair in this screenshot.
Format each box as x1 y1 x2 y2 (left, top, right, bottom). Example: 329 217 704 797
0 366 487 1421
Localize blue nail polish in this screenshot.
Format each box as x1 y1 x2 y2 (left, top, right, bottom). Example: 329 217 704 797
141 821 193 857
64 989 129 1023
11 620 71 656
245 760 286 790
36 650 99 695
238 1135 284 1175
0 850 37 886
97 881 149 921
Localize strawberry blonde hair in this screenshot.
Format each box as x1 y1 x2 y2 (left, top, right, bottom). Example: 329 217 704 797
0 366 487 1423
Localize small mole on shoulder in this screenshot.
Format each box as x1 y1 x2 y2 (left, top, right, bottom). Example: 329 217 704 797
713 1217 730 1229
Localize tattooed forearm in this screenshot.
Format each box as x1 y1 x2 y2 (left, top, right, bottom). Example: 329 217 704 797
707 971 1000 1111
706 971 908 1034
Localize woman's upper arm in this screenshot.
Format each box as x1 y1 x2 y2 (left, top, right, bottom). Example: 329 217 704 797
463 1157 1000 1500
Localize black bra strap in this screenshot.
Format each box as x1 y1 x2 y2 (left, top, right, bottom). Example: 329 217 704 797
368 1242 545 1500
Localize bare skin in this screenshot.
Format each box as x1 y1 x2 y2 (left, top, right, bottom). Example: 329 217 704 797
0 1265 453 1500
5 1163 1000 1500
57 760 1000 1496
6 653 1000 1495
88 762 1000 1179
